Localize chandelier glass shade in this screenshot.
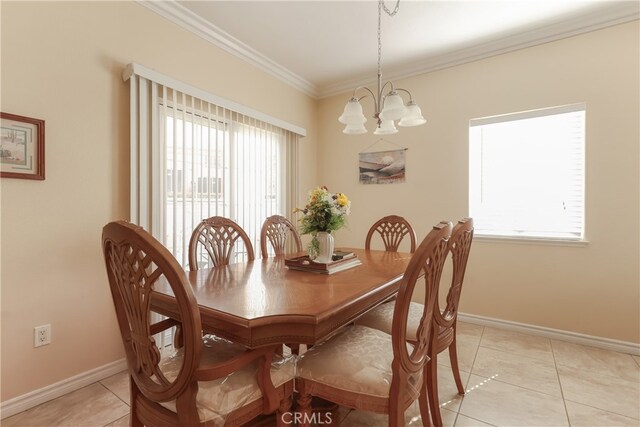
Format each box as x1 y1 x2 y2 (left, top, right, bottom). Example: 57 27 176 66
339 0 426 135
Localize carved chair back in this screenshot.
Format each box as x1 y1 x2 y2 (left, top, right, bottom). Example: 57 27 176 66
188 216 255 271
102 221 202 402
389 221 451 401
260 215 303 258
434 218 474 330
365 215 417 253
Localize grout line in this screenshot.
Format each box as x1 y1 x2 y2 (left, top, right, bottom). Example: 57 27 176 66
95 381 131 427
479 344 555 364
465 371 564 399
476 328 556 365
553 360 640 385
551 349 640 385
550 340 572 427
96 379 131 409
456 412 499 427
477 342 556 365
454 325 484 425
562 398 640 423
336 408 353 426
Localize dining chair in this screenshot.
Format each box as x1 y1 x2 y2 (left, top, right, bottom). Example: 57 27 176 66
102 220 294 427
260 215 303 258
295 221 453 427
188 216 255 271
366 215 417 253
356 218 474 426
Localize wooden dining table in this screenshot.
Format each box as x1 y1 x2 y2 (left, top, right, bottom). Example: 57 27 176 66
151 248 413 349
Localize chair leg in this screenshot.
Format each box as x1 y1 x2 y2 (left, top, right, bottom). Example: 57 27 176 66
296 379 313 427
418 364 432 427
129 378 143 427
388 404 405 427
175 382 200 426
448 338 465 395
427 353 443 427
276 383 293 427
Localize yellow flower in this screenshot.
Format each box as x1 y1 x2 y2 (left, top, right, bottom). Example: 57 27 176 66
336 193 349 207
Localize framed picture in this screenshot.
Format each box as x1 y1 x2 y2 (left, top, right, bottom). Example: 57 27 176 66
359 148 406 184
1 112 45 180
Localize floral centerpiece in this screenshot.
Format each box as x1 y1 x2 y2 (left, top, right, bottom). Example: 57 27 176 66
295 186 351 262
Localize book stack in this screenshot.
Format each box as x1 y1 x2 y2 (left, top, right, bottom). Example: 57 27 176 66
285 251 362 275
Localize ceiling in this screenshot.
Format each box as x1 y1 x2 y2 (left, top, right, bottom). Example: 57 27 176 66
143 1 639 98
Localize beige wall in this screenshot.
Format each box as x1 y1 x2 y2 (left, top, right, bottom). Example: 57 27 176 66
0 1 317 401
318 21 640 343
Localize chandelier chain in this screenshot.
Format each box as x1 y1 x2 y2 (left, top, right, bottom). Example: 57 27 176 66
377 0 382 82
378 0 400 105
381 0 401 17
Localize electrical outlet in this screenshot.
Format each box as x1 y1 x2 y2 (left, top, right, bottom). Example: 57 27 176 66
34 324 51 347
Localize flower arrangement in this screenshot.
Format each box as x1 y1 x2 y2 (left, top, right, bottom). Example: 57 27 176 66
295 186 351 258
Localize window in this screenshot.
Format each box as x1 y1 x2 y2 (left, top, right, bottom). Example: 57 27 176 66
469 104 585 241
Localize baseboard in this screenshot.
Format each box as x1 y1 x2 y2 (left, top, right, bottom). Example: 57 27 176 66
2 315 639 420
458 312 640 356
0 358 127 420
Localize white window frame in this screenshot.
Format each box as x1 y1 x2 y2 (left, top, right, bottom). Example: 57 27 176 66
469 103 587 245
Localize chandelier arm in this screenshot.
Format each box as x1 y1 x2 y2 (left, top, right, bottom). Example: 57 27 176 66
352 86 380 115
380 81 394 95
378 81 395 113
394 87 414 102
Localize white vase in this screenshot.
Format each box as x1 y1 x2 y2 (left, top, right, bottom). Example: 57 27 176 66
314 232 334 264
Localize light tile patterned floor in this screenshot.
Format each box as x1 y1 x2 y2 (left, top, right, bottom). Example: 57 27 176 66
3 322 639 426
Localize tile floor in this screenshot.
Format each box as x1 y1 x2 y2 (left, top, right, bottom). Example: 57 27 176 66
2 322 639 426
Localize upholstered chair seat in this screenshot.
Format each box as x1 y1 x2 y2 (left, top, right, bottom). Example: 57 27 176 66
353 218 475 426
297 325 420 400
357 301 423 341
158 337 295 424
295 222 453 427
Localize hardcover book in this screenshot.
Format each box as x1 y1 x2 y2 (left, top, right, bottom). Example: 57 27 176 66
285 252 361 275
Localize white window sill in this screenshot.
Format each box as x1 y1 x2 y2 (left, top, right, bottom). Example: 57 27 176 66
474 235 589 247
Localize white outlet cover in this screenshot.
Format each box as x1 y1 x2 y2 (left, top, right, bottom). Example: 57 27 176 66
34 324 51 347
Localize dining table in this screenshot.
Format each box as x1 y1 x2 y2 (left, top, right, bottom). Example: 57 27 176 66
151 248 413 349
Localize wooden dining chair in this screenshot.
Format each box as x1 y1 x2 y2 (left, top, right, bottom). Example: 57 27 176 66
260 215 303 258
356 218 474 426
295 221 453 427
102 220 294 427
366 215 417 253
188 216 255 271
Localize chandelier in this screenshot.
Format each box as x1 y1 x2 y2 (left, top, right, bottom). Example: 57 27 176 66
338 0 426 135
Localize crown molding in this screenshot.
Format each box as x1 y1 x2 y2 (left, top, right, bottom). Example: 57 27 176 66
320 3 640 98
136 0 320 98
137 0 638 100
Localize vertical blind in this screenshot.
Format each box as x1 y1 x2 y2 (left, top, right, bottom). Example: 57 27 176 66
125 63 302 266
469 104 586 240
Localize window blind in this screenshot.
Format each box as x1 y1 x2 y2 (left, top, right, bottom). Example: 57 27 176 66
469 104 586 240
125 64 302 267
